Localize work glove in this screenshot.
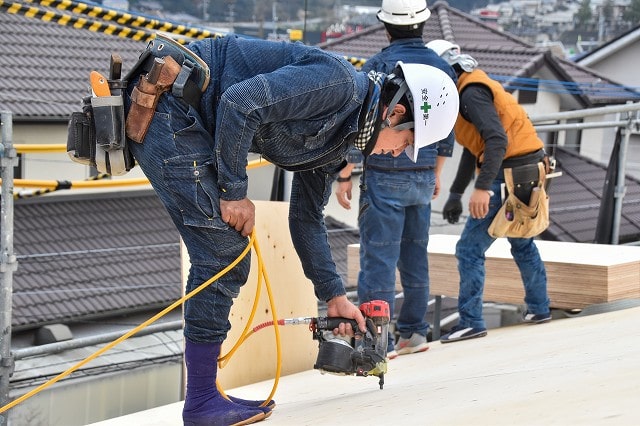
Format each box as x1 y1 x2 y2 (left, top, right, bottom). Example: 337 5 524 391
443 193 463 224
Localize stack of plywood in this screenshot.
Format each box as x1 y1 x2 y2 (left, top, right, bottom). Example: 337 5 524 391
349 235 640 310
428 234 640 310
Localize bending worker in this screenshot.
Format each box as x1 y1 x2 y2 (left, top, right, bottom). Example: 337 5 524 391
426 39 551 344
124 34 458 426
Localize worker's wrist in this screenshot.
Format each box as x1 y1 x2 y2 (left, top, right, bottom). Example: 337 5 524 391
336 175 352 183
477 188 495 197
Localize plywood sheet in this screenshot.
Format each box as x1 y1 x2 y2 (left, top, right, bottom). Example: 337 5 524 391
180 200 318 390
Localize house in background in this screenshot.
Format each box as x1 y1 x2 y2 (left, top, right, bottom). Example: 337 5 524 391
1 1 640 424
575 25 640 90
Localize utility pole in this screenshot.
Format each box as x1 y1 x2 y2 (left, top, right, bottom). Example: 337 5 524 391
303 0 308 44
0 111 18 424
202 0 209 21
271 2 278 40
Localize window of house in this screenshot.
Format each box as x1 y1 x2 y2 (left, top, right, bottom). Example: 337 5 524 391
518 82 538 104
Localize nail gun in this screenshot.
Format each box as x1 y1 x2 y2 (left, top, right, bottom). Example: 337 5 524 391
309 300 390 389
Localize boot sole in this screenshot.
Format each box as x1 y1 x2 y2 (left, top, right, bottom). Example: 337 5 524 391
231 412 267 426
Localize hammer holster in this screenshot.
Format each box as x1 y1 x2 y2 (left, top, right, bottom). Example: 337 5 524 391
125 55 182 143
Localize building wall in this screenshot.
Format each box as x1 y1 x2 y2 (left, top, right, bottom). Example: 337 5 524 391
12 123 147 182
8 362 182 426
583 40 640 88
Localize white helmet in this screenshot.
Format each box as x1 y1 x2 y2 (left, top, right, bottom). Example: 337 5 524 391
425 39 460 57
385 62 459 162
377 0 431 26
426 39 478 72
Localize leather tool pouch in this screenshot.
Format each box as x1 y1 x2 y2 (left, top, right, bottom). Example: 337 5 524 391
488 162 549 239
125 55 182 143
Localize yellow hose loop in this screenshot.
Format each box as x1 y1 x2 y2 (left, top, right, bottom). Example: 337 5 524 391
217 233 282 407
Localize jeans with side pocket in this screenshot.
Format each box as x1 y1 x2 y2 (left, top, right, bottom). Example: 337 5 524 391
126 93 250 343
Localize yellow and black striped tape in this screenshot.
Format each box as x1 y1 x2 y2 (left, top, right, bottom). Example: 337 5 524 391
345 56 367 69
29 0 225 39
1 0 154 41
0 0 225 43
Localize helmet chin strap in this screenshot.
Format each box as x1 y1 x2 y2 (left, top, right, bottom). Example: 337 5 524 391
380 78 415 131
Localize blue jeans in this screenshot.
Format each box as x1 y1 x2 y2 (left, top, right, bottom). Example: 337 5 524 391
455 178 550 330
357 167 435 350
127 93 250 344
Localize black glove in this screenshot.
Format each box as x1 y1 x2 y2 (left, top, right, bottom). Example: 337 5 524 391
443 193 463 224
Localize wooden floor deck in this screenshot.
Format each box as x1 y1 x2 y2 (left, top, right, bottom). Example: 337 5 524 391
90 304 640 426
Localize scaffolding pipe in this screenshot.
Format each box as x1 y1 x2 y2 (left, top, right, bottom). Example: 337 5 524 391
612 126 632 244
0 111 19 425
534 119 631 132
530 101 640 123
12 320 183 360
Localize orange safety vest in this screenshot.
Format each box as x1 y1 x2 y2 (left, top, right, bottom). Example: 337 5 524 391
454 69 543 161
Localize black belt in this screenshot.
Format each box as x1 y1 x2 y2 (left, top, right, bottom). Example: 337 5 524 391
366 164 435 172
501 149 544 169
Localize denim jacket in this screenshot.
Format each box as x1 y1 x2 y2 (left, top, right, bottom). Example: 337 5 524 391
190 36 370 301
360 38 457 169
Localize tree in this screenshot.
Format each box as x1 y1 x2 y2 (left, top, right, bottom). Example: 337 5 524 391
575 0 593 29
623 0 640 23
602 0 614 21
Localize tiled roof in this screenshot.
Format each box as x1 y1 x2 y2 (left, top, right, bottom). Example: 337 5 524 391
319 1 639 106
9 190 182 330
1 1 637 122
0 6 149 119
545 147 640 244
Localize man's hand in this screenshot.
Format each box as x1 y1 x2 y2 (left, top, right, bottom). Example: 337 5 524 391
433 174 441 199
442 193 463 224
220 198 255 236
468 189 491 219
335 180 353 210
326 295 366 335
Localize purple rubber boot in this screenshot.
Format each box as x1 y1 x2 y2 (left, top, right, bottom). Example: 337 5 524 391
182 340 268 426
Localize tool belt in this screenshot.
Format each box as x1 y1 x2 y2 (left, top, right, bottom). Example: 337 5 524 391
67 36 210 173
124 33 210 143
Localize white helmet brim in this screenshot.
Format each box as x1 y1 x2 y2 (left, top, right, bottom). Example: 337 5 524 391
395 62 459 162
